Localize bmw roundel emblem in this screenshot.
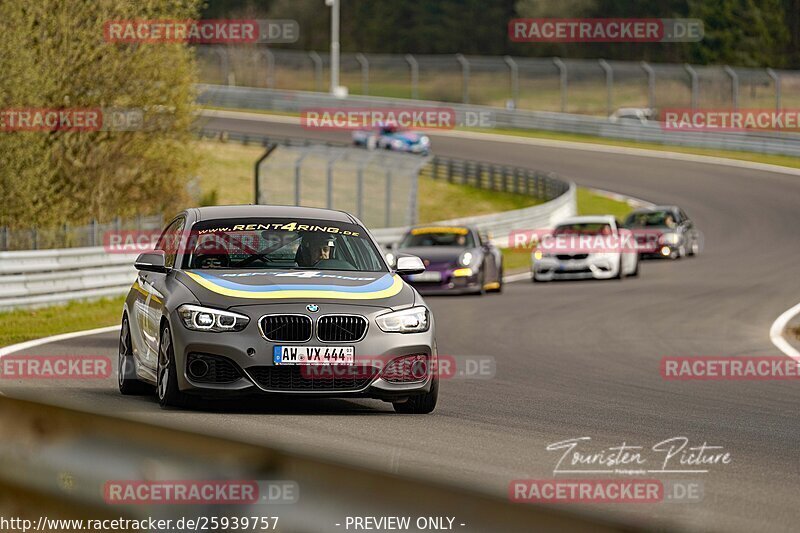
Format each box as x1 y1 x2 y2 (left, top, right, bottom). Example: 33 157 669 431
306 304 319 313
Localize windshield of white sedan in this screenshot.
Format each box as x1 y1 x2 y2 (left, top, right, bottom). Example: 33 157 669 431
183 219 387 272
400 227 475 247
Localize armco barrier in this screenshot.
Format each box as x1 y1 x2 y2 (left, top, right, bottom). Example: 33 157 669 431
0 137 574 311
197 84 800 157
0 395 643 532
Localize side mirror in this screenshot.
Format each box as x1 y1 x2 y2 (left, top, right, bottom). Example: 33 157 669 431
134 251 167 273
395 255 425 275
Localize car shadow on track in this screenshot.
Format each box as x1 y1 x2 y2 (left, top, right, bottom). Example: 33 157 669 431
89 387 396 415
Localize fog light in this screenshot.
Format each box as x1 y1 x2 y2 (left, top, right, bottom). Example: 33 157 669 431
382 354 429 383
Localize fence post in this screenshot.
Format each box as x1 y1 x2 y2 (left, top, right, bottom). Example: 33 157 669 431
309 51 323 92
723 66 739 110
0 226 7 251
447 158 454 183
294 153 308 206
684 64 698 110
640 61 656 110
766 68 781 110
215 48 234 86
598 59 613 116
89 220 97 247
504 56 518 109
456 54 470 104
384 170 392 228
356 166 364 220
257 49 276 89
405 54 419 100
553 57 567 113
254 144 278 204
31 228 38 250
355 53 369 95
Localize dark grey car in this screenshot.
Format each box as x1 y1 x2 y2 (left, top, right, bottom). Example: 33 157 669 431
118 205 438 414
623 205 701 259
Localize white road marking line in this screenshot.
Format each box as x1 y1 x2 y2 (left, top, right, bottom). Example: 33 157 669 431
770 302 800 363
0 325 121 357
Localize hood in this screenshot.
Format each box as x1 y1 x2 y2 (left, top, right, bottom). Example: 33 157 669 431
176 269 413 309
398 247 471 265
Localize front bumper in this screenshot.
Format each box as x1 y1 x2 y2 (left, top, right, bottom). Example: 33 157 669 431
403 266 483 295
532 255 619 281
168 302 436 401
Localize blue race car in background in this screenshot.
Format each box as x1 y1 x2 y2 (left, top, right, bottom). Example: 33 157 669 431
352 124 431 155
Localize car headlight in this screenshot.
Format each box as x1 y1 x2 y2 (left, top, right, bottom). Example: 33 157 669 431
419 136 430 146
178 304 249 332
376 306 429 333
458 251 474 266
533 250 551 260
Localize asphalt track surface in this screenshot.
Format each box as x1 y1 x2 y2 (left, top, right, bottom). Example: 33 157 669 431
5 115 800 532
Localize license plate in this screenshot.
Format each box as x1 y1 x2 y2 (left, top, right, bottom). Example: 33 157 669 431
273 346 355 365
410 271 442 282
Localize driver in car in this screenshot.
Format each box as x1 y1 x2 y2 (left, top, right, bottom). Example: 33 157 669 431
297 233 334 267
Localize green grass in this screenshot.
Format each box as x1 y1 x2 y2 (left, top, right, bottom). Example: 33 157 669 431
0 296 124 347
576 187 636 219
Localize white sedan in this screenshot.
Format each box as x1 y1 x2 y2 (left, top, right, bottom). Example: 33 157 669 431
531 215 639 282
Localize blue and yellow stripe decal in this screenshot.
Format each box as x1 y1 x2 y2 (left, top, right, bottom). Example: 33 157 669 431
185 271 404 300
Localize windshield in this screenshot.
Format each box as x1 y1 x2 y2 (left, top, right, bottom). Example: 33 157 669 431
400 227 475 248
183 218 387 272
554 223 613 236
625 211 677 228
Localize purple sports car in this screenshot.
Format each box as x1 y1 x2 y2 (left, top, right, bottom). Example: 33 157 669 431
389 226 503 295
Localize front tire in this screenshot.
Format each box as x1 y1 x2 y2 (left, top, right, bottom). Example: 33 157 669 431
118 316 153 395
393 376 438 414
157 325 190 409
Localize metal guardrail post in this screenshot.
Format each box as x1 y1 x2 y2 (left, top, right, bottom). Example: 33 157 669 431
553 57 567 113
599 59 613 116
640 61 656 110
504 56 518 109
355 53 369 95
447 158 454 183
723 66 739 110
405 54 419 100
456 54 470 104
766 68 781 110
0 226 7 251
685 64 699 110
309 51 323 92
